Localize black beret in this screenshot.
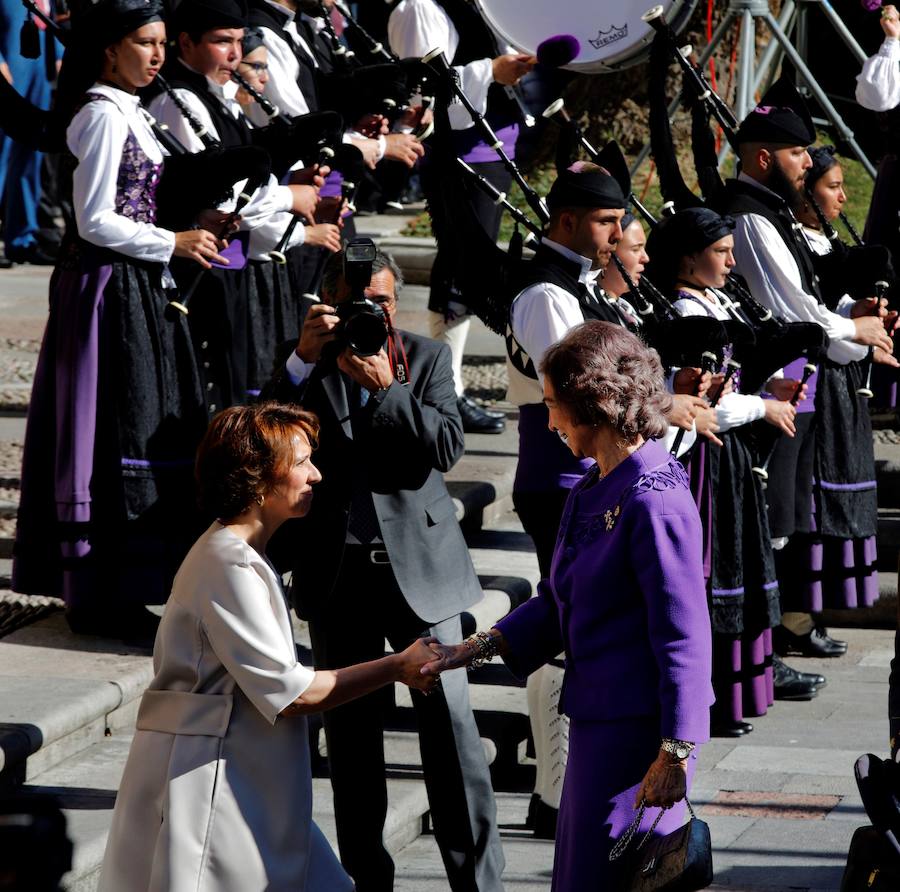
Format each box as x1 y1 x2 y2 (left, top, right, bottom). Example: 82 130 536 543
74 0 165 48
645 207 735 292
547 168 627 211
735 75 816 147
241 25 265 56
173 0 248 34
807 145 839 187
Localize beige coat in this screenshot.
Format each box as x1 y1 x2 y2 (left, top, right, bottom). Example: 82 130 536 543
99 523 352 891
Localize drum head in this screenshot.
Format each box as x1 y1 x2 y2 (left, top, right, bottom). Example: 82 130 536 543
475 0 697 74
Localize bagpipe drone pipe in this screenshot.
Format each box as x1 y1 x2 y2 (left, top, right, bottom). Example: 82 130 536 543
644 8 830 395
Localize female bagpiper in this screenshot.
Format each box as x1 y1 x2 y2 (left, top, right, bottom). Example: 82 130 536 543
13 0 221 638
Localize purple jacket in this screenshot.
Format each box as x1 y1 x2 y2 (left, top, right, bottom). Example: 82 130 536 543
497 439 714 743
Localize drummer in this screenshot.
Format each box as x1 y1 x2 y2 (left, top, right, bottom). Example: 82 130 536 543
388 0 533 434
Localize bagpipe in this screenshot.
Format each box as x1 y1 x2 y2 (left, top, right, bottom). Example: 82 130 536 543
644 4 830 397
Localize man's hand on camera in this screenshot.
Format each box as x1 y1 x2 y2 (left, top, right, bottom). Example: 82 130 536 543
338 348 394 392
295 303 340 363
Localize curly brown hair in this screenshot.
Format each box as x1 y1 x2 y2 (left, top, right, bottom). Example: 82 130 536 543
540 321 672 442
196 402 320 521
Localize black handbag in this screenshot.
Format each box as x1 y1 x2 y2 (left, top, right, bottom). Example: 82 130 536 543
609 798 714 892
841 826 900 891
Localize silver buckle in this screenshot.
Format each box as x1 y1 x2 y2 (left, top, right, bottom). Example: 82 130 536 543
369 549 390 565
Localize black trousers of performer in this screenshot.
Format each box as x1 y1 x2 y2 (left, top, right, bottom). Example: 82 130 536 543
308 547 504 892
428 160 512 314
514 489 571 578
765 411 816 613
765 411 816 540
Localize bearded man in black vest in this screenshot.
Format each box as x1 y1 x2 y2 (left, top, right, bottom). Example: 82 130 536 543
714 79 896 698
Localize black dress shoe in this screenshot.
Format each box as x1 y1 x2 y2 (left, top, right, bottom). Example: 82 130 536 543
711 719 754 737
773 624 848 658
796 669 827 688
772 655 819 701
6 243 57 265
526 794 558 839
459 393 505 419
457 395 505 434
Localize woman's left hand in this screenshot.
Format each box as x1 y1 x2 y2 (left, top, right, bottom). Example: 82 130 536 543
634 749 688 809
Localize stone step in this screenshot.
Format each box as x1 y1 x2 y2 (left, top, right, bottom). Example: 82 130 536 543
14 732 430 892
0 614 153 790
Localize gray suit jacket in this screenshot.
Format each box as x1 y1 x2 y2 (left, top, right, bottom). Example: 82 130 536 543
265 331 483 625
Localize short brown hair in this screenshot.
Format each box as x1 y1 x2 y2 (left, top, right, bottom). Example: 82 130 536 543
196 402 320 520
540 321 672 442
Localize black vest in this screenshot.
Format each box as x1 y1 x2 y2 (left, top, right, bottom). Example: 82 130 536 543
506 244 625 379
165 63 253 148
716 178 823 302
248 0 322 112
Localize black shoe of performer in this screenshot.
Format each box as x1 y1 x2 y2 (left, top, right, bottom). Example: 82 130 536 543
773 624 848 658
796 669 827 688
457 395 505 433
526 795 558 840
460 393 505 419
6 243 57 265
772 655 819 700
710 719 754 737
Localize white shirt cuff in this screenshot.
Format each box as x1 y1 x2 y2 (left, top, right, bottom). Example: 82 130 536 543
285 350 316 386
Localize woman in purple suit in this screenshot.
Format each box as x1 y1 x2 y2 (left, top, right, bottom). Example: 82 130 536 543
424 321 714 890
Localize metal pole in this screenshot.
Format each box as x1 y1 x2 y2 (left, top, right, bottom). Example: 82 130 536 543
761 9 877 178
752 1 796 96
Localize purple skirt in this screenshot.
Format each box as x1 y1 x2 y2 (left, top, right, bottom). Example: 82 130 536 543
713 629 774 723
799 533 879 611
553 714 699 891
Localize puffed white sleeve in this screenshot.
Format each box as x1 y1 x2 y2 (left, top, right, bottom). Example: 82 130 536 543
856 37 900 111
732 214 867 362
510 283 585 383
67 102 176 262
388 0 494 130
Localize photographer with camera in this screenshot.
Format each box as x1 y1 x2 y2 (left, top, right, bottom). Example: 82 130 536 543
263 239 504 892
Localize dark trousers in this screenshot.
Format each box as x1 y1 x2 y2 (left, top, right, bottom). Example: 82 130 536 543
427 160 512 314
308 547 504 892
513 489 571 578
765 411 816 540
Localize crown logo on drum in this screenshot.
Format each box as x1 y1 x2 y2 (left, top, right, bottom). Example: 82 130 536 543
588 23 628 50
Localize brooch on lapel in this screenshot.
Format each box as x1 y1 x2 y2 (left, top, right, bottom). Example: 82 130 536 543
604 505 620 531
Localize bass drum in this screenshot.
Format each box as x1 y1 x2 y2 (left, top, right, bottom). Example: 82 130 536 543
475 0 697 74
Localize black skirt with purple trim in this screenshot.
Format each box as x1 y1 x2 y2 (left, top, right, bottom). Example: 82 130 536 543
791 360 880 611
13 243 207 608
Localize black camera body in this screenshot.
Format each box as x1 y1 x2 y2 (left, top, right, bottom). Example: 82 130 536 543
335 237 388 357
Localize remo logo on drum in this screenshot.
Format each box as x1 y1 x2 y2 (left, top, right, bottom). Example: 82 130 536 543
589 23 628 50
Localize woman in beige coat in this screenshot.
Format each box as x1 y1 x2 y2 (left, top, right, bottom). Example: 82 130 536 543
99 403 439 891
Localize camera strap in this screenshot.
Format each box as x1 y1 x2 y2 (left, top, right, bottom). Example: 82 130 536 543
385 322 411 386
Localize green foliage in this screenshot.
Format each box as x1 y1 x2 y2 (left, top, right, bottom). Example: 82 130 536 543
402 132 874 243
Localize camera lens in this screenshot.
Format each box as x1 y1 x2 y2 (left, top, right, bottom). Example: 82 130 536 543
344 309 388 356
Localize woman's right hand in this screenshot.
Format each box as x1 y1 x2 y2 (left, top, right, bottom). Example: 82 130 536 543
304 223 342 252
173 229 229 269
395 638 443 691
764 398 797 436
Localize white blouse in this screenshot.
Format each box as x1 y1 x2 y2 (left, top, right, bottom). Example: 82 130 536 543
388 0 498 131
856 36 900 112
67 84 176 263
672 290 767 433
